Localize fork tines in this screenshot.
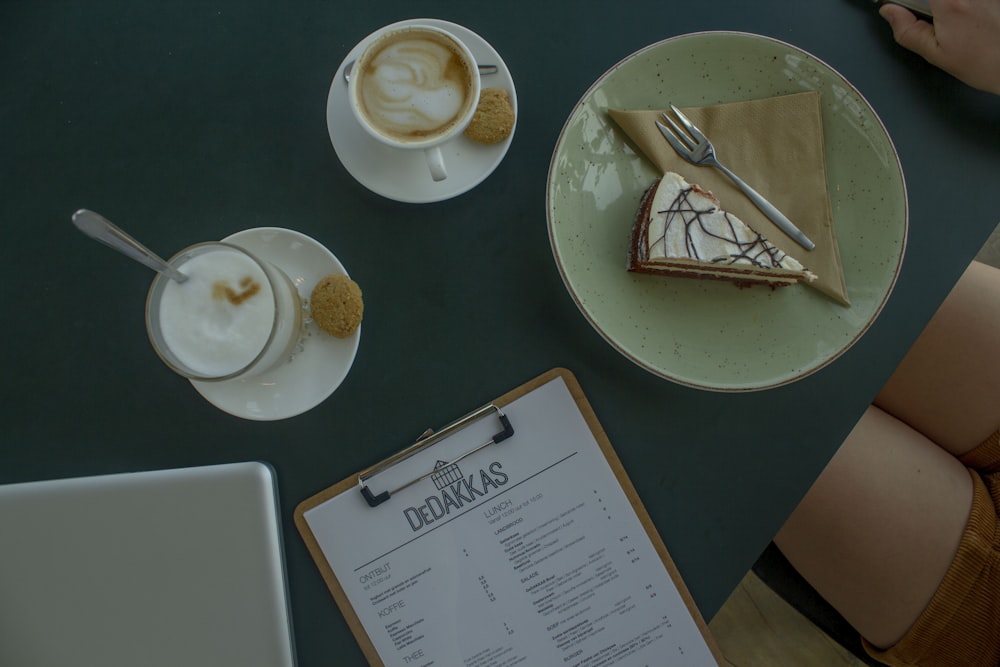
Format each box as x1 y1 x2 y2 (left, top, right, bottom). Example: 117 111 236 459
656 104 704 151
668 104 707 140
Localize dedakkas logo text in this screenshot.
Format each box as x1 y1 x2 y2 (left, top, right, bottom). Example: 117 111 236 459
402 461 508 532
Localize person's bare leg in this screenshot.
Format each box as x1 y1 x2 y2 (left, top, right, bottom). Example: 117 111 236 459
774 405 972 649
775 262 996 649
875 260 1000 455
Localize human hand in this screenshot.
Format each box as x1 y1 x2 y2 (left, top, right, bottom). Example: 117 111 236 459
879 0 1000 94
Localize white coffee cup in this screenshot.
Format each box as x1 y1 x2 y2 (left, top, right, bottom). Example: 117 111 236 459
348 24 481 182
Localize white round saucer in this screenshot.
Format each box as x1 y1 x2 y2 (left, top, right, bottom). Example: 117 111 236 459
327 18 517 203
190 227 361 421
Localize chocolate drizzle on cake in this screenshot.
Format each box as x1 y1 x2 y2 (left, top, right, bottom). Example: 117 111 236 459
627 172 816 288
649 186 793 269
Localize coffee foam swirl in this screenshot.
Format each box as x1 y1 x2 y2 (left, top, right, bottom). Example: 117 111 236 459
358 35 472 141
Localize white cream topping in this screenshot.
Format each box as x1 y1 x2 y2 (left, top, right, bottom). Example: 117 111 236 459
645 172 807 273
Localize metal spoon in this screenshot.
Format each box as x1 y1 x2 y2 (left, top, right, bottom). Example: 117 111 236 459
71 209 188 283
342 60 498 84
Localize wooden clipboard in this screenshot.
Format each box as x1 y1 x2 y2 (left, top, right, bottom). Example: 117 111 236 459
294 367 723 666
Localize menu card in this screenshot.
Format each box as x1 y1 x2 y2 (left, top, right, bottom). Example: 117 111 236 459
296 370 722 666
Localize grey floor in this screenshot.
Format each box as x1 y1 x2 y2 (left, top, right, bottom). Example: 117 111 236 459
977 222 1000 269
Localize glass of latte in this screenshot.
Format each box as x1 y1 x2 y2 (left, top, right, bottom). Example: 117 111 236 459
145 243 303 382
348 24 481 182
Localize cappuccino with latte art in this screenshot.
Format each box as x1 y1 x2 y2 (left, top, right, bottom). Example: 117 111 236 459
347 24 481 181
354 28 477 144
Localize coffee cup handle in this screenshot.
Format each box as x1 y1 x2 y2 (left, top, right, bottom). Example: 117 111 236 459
424 146 447 182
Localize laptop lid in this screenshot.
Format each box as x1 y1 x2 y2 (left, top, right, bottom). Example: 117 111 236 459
0 461 296 667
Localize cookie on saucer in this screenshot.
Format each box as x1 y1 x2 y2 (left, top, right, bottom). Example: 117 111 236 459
310 274 363 338
464 88 515 144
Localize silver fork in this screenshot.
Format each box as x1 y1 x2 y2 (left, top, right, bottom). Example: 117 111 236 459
656 104 815 251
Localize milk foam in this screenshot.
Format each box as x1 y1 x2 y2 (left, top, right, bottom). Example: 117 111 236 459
158 249 276 377
358 34 472 140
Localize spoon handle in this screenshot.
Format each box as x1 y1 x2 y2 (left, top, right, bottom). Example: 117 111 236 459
71 209 188 283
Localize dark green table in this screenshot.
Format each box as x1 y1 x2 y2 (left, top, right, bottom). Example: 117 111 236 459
2 2 998 664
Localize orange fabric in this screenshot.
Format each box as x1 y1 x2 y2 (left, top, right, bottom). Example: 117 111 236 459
864 430 1000 666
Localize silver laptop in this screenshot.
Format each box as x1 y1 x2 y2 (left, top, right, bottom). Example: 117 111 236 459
0 461 296 667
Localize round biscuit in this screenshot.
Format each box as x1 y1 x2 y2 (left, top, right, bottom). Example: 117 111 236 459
310 274 363 338
463 88 515 144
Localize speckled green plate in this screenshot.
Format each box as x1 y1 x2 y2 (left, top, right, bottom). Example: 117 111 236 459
547 31 907 392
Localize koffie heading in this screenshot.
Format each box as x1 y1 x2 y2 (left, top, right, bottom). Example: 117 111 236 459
403 462 509 532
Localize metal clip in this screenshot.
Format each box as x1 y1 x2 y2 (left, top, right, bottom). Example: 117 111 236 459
359 404 514 507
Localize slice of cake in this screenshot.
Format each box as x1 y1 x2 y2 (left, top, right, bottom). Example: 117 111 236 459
627 172 816 287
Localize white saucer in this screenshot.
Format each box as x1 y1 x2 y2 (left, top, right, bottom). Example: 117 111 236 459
190 227 361 421
327 18 517 203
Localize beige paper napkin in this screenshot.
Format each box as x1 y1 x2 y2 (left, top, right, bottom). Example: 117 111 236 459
608 92 849 305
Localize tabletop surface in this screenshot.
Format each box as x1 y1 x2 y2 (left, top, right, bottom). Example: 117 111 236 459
2 1 998 665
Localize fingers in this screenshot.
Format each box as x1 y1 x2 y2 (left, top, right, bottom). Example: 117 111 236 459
879 0 1000 94
879 4 943 64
